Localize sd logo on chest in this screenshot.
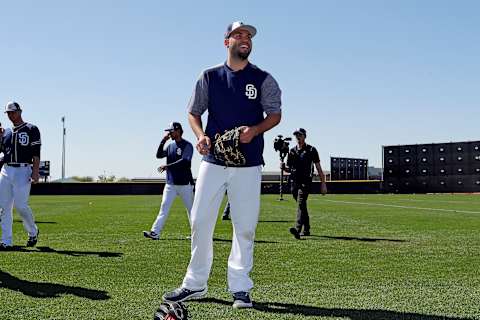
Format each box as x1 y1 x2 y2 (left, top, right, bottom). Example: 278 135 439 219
18 132 29 146
245 84 257 99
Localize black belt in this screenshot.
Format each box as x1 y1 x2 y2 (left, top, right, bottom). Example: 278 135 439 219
6 163 30 167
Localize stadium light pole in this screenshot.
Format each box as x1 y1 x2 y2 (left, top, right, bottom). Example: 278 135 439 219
61 116 66 180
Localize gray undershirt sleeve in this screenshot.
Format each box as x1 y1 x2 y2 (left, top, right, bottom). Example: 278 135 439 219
182 144 193 161
261 74 282 115
187 72 209 116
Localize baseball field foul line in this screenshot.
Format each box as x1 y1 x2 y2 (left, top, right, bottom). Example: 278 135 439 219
352 197 480 204
316 199 480 214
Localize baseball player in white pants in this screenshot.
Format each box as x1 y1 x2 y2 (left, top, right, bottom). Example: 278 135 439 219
0 167 38 246
144 122 195 240
148 184 194 237
163 21 282 308
182 162 262 292
0 101 41 250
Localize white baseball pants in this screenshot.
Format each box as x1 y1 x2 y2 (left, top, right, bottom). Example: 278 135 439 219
0 165 38 246
182 161 262 293
151 183 194 235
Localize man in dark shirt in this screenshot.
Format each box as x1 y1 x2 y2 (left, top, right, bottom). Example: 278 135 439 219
282 128 327 239
143 122 194 240
0 101 41 250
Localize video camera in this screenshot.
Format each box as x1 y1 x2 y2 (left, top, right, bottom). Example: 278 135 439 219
273 135 292 161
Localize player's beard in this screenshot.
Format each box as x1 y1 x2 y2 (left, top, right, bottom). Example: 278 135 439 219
231 42 251 60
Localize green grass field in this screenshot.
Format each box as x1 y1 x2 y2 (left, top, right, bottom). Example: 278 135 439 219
1 194 480 319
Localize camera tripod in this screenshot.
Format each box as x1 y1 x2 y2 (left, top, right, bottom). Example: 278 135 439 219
278 154 288 201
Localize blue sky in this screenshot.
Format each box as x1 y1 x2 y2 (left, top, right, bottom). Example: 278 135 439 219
1 1 479 179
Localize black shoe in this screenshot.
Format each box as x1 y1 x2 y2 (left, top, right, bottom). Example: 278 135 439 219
26 230 39 247
222 214 230 221
143 231 159 240
162 287 207 302
0 243 13 251
300 231 310 236
232 291 253 309
289 227 301 240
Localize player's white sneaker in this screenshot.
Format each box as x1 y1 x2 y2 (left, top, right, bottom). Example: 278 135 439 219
143 231 160 240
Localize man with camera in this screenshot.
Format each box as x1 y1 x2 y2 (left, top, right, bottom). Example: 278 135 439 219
281 128 327 239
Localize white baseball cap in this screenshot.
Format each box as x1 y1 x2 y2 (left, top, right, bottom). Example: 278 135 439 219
224 21 257 39
5 101 22 113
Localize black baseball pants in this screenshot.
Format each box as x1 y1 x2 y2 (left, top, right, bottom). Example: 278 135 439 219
291 183 310 233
